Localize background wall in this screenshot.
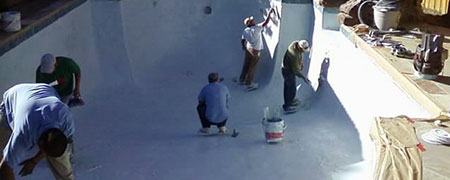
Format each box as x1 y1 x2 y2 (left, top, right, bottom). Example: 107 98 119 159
0 2 100 97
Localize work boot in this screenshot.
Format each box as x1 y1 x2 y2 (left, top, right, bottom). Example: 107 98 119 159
291 98 300 106
283 105 297 112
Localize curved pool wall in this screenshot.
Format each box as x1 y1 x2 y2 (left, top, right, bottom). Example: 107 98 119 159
0 0 430 179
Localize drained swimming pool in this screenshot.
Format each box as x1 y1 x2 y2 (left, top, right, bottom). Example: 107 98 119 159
0 0 429 179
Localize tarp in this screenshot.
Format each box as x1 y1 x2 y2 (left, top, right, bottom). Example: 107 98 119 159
371 116 450 180
371 116 423 180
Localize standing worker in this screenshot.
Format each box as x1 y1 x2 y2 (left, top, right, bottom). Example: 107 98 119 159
0 83 74 180
281 40 311 112
237 8 275 91
36 53 83 106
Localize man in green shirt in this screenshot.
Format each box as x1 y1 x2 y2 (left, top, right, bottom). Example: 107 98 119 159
281 40 310 112
36 54 82 104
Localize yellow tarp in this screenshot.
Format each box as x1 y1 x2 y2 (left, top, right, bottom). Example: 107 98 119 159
421 0 449 16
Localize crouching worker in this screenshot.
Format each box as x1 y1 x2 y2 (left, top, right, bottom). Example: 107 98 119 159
197 73 230 135
36 53 84 107
0 83 74 180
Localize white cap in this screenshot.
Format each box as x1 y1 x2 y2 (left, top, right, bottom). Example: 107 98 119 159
40 53 56 74
297 40 310 52
244 16 254 26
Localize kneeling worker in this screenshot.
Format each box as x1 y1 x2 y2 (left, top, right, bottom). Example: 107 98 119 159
197 73 230 135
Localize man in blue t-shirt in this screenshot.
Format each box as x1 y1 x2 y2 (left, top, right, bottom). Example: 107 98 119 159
197 73 230 135
0 83 74 180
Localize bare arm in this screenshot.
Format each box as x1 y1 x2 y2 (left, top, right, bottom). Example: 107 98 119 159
0 158 14 179
292 54 309 83
18 150 45 177
241 39 246 50
261 8 275 27
74 73 81 97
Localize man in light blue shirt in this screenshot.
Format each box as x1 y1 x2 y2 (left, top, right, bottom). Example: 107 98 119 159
197 73 230 135
0 83 74 180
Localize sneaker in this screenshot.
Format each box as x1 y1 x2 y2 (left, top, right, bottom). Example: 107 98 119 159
247 83 259 90
218 126 227 133
232 77 246 85
198 128 210 135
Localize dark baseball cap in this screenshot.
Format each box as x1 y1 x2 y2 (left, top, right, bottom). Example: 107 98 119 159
208 72 224 83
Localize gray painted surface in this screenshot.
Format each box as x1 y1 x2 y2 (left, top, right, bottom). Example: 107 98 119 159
313 1 340 30
91 1 134 89
323 8 340 30
278 2 315 76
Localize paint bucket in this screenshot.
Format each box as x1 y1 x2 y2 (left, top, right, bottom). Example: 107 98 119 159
262 118 286 143
1 11 21 32
373 5 400 30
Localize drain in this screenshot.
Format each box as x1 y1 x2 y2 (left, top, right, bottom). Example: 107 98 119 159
204 6 212 15
152 1 157 7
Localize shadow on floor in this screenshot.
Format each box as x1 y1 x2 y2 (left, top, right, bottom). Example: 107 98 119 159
286 58 363 176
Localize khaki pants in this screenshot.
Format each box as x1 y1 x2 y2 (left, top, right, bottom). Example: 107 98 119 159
46 146 74 180
0 110 74 180
239 48 261 84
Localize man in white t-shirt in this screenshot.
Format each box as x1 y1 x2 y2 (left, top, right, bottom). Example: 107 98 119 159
0 84 74 180
238 8 275 90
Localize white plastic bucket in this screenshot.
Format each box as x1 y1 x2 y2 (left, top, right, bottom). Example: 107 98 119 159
373 6 400 30
262 118 286 143
1 11 21 32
